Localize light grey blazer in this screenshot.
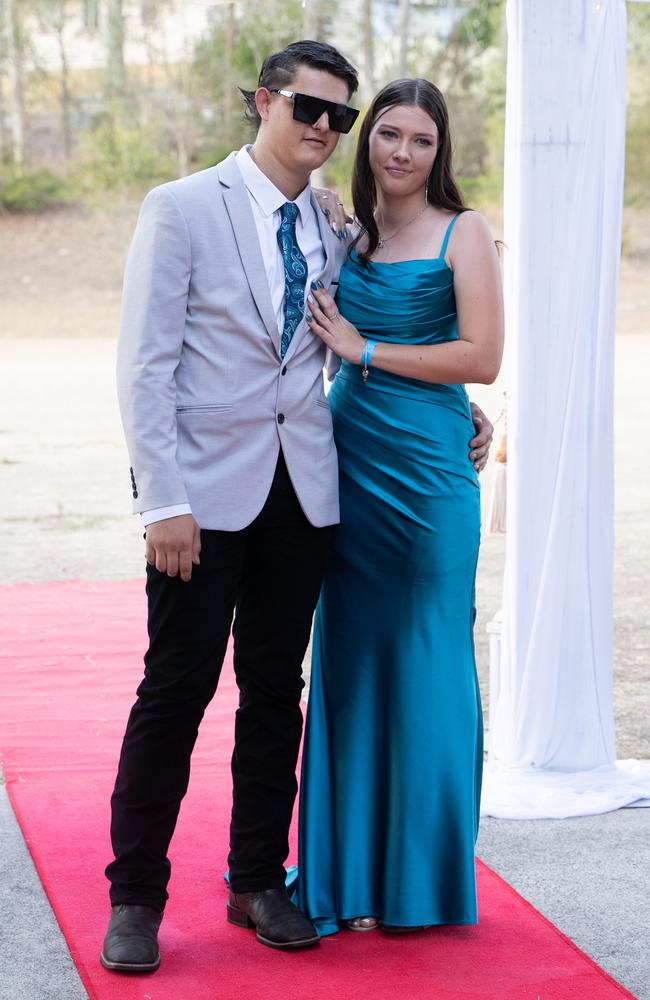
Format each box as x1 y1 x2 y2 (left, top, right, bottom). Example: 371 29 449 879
116 152 346 531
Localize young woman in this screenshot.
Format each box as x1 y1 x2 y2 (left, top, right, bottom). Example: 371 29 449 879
297 78 504 934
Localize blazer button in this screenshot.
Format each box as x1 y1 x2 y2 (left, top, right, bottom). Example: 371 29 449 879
281 365 287 376
132 490 138 499
277 413 285 424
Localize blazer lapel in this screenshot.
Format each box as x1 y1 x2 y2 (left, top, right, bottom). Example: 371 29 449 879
218 156 282 357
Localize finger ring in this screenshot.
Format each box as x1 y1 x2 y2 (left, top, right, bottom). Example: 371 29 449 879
327 310 338 320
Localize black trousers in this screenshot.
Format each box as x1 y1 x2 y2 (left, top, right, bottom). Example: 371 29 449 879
106 453 334 910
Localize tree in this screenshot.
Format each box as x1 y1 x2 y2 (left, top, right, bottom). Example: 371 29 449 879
221 0 236 149
32 0 74 159
428 0 506 186
398 0 410 77
106 0 126 104
625 1 650 207
302 0 332 40
2 0 27 165
360 0 375 100
192 0 340 160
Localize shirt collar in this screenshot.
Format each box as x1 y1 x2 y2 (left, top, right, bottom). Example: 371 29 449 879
235 145 313 227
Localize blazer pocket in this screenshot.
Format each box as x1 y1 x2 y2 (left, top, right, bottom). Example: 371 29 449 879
175 403 233 414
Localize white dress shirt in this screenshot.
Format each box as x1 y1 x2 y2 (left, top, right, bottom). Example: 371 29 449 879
142 145 327 528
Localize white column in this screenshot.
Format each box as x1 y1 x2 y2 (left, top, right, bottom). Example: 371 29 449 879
482 0 650 818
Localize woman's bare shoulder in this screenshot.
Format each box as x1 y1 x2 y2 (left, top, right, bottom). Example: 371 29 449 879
455 209 495 239
449 210 499 263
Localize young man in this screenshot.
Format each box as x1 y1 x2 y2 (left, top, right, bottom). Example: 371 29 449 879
102 40 493 972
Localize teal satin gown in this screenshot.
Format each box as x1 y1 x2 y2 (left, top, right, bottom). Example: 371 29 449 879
297 215 483 935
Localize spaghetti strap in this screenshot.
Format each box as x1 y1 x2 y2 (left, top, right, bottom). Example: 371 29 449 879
437 212 461 260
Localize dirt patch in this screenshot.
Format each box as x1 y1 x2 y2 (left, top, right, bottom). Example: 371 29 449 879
1 200 137 339
2 201 649 339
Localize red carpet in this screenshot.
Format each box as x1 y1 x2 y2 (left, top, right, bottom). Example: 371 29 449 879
0 579 636 1000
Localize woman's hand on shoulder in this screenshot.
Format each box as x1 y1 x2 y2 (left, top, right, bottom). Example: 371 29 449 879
312 187 351 241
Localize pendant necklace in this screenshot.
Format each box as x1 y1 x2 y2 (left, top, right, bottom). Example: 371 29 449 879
376 205 428 250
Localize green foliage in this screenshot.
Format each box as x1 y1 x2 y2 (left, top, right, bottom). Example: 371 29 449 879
450 0 506 50
458 170 503 214
195 142 242 172
0 167 70 213
626 1 650 63
192 1 323 105
192 0 341 151
75 116 176 194
8 0 648 247
625 2 650 209
428 1 506 188
320 122 365 211
446 90 490 176
625 100 650 207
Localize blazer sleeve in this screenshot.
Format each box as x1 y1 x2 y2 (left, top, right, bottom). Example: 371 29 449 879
116 185 192 512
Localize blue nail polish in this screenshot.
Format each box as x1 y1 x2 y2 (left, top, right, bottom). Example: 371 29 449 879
310 281 318 291
323 207 331 217
338 230 346 239
316 280 325 289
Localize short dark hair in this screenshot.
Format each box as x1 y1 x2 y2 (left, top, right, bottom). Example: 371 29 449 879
239 40 359 132
351 78 467 265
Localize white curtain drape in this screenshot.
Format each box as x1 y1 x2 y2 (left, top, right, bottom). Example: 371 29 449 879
481 0 650 818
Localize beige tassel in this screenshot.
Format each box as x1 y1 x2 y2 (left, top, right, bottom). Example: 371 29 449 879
488 431 507 535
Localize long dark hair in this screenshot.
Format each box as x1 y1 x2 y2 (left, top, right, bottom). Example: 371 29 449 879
351 78 467 265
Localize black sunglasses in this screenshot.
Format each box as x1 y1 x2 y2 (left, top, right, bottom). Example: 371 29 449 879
268 88 359 134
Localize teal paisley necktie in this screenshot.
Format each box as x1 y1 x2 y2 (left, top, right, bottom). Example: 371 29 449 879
276 202 308 358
